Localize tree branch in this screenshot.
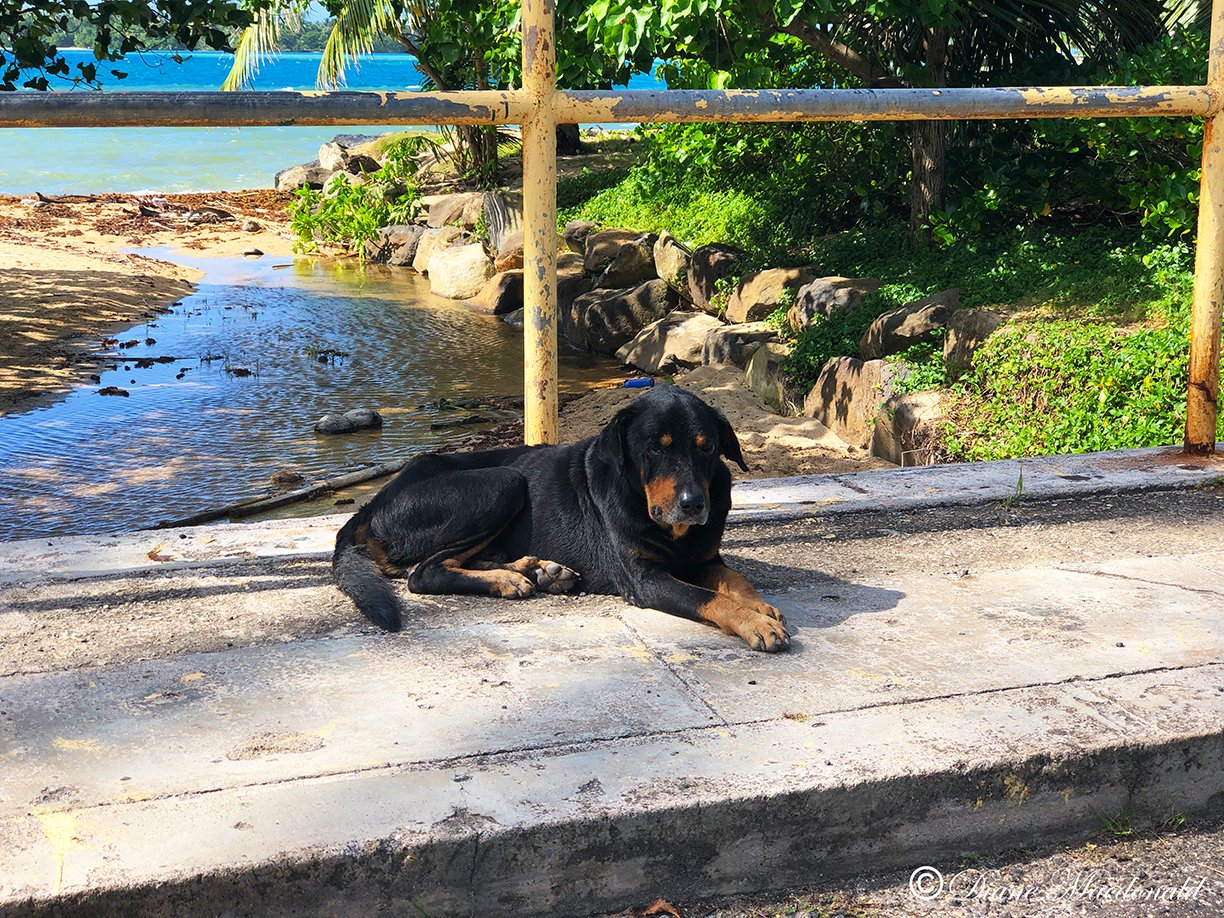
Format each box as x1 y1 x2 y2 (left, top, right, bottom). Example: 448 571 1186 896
395 32 449 90
779 19 903 88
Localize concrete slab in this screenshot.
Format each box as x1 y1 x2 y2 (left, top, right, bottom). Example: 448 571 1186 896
2 452 1224 915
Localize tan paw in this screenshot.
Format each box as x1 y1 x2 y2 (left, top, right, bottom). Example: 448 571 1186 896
736 612 790 653
489 570 536 599
510 557 581 594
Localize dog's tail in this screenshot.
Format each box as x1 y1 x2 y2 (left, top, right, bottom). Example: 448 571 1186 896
332 513 403 631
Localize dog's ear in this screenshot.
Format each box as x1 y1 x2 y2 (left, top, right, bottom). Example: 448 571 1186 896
593 398 642 468
712 407 749 472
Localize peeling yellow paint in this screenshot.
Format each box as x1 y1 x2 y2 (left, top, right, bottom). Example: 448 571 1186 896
36 811 78 895
179 672 205 683
52 737 101 753
312 720 340 739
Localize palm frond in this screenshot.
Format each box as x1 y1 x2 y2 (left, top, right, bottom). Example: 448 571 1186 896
221 5 303 91
319 0 398 89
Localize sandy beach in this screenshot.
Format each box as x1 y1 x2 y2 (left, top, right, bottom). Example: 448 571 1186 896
0 190 295 415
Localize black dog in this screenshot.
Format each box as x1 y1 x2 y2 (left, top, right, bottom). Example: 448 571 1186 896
332 386 789 652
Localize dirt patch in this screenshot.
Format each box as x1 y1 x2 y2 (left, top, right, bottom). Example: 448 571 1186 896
226 731 326 761
0 191 296 415
558 365 891 479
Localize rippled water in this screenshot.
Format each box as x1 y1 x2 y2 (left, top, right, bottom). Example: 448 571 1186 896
0 252 618 540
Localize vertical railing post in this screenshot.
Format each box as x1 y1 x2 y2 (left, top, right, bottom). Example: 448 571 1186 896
1187 0 1224 454
521 0 560 444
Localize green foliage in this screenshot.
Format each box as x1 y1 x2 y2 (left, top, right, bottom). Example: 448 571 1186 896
889 333 947 395
3 0 255 90
288 137 425 255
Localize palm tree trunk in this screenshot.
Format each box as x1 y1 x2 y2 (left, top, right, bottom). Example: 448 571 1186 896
909 28 949 241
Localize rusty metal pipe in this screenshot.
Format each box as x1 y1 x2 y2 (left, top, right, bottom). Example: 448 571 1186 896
0 90 530 127
553 86 1217 123
1187 1 1224 454
520 0 559 445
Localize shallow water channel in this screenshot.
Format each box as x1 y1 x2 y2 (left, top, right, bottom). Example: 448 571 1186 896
0 251 619 540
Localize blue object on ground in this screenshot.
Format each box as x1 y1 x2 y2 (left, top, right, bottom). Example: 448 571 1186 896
624 378 654 389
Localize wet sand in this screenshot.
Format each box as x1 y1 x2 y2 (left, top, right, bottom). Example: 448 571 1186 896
0 191 296 415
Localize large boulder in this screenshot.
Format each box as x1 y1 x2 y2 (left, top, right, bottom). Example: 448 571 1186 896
565 279 677 354
428 243 495 300
318 134 376 171
274 160 333 192
584 229 649 274
653 232 693 300
687 243 744 314
482 190 523 254
703 322 779 369
871 391 943 465
563 220 598 254
467 270 523 315
787 277 885 333
726 267 821 324
944 307 1006 379
745 341 803 414
364 224 425 265
616 310 724 373
859 289 959 359
558 252 594 321
315 407 383 435
803 356 910 449
595 234 658 289
425 192 484 229
412 226 466 274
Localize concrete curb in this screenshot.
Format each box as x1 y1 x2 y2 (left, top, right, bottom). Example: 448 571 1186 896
1 445 1220 586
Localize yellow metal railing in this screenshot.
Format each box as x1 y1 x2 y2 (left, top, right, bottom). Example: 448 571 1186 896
1 0 1220 452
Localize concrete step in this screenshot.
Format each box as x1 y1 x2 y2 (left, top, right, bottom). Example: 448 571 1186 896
1 450 1223 915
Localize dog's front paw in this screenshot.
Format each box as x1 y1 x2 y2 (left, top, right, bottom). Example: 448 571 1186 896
511 557 581 594
736 611 790 653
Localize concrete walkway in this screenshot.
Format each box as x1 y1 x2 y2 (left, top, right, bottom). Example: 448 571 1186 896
1 446 1222 916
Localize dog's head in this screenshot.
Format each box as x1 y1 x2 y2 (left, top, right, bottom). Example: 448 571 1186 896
596 386 748 537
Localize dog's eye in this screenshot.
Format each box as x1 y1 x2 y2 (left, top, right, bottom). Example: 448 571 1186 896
697 439 715 454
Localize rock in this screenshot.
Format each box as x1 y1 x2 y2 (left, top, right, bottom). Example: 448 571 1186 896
871 391 943 465
859 290 959 360
98 386 130 397
653 232 693 300
344 153 382 175
426 192 483 228
558 252 594 320
803 357 910 449
412 226 466 274
274 160 332 192
365 224 425 265
557 122 582 155
944 307 1006 379
595 234 658 289
318 141 349 173
616 310 724 373
270 470 305 487
563 220 598 253
746 341 802 413
241 220 260 233
725 267 821 324
702 322 779 369
687 243 745 314
565 279 677 354
787 277 886 333
494 228 524 271
483 191 523 254
502 308 524 328
242 248 263 258
468 270 523 315
584 229 649 274
428 244 495 300
314 408 384 435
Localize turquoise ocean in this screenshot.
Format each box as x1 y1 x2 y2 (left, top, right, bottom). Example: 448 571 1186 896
0 50 662 194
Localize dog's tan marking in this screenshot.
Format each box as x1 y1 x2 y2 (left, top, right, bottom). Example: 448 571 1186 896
644 475 679 517
669 524 690 539
695 433 708 448
659 433 673 447
693 564 788 651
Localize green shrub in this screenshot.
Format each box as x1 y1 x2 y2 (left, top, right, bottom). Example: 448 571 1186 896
288 137 429 255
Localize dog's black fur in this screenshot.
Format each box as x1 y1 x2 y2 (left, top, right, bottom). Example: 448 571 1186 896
333 386 790 651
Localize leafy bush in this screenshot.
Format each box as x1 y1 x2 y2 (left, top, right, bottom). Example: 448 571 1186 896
288 137 429 255
945 319 1203 460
